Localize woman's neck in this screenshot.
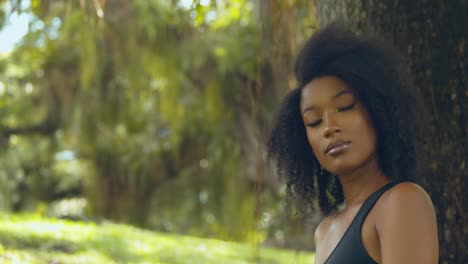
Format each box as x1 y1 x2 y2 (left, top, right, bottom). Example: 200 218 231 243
337 157 390 207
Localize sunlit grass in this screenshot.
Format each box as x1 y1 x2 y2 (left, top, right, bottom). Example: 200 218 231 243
0 213 314 263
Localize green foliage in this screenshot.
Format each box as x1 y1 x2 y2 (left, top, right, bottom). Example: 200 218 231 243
0 0 317 250
0 213 315 263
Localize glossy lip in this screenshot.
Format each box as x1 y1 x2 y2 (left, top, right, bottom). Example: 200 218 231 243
325 140 351 156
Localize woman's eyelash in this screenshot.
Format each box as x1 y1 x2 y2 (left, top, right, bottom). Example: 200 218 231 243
337 103 355 112
307 120 321 127
306 103 356 127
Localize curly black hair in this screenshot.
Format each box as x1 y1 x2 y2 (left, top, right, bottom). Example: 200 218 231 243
267 23 428 216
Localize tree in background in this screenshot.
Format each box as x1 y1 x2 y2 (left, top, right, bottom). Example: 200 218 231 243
0 0 317 249
1 0 465 260
315 0 467 262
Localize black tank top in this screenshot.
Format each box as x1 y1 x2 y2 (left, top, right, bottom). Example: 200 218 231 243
324 182 396 264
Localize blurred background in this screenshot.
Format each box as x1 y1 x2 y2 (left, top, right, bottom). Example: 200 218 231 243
0 0 466 263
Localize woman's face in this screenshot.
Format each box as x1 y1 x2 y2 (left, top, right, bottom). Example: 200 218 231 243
300 76 378 176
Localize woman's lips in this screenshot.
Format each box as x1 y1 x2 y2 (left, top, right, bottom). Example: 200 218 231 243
325 142 351 156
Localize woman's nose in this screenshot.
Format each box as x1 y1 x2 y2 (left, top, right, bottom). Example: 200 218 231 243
322 112 341 138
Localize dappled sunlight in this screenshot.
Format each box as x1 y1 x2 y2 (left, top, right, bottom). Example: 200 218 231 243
0 0 464 261
0 214 315 263
1 249 115 264
0 0 320 262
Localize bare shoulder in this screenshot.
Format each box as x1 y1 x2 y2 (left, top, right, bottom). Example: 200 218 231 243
314 215 332 243
380 182 435 211
376 182 439 263
377 181 436 226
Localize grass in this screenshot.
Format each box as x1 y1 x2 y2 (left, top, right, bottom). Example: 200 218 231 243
0 213 314 263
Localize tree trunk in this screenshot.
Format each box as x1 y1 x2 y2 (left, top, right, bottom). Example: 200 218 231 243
235 0 316 195
314 0 467 263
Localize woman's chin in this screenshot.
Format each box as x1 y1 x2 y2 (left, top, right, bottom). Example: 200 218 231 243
324 163 357 177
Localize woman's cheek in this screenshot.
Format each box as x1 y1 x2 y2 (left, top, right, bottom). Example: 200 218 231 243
307 132 323 160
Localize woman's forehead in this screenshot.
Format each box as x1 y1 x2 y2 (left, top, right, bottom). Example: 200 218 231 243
301 76 354 108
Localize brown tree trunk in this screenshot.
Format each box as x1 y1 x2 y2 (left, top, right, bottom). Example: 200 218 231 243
314 0 467 263
233 0 315 195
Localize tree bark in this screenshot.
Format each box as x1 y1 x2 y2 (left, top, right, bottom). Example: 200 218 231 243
314 0 467 263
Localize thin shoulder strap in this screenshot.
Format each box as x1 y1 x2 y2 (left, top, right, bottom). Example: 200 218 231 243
323 182 398 264
354 182 397 225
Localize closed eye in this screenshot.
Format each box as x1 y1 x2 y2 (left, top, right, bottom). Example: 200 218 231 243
337 103 355 112
306 119 321 127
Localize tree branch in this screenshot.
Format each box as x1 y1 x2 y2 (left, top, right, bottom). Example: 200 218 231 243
1 120 58 138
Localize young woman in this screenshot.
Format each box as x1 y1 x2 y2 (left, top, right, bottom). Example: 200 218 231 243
267 24 439 264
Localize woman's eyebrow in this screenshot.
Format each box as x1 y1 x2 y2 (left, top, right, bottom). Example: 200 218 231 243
302 90 353 114
333 90 353 99
302 106 315 114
